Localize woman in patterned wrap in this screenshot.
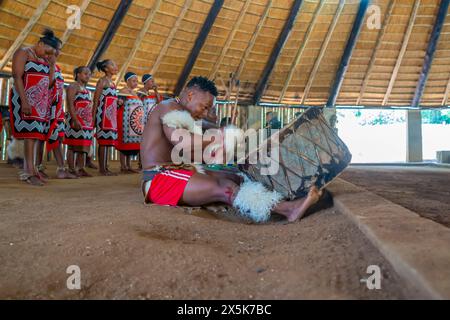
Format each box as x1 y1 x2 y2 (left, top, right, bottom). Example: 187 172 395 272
9 29 58 186
64 66 94 177
35 39 77 180
138 74 162 126
117 72 143 173
92 59 119 176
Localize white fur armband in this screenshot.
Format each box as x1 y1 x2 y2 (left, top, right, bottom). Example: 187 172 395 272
233 180 283 223
162 110 202 135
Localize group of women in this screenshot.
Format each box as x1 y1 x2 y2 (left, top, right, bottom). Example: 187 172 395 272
9 29 162 186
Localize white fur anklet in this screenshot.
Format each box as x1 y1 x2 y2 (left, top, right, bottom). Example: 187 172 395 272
233 180 283 223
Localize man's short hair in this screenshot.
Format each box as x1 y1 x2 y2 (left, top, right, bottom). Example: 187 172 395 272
186 76 218 97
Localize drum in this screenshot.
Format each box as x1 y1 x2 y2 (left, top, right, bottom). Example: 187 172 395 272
240 107 352 200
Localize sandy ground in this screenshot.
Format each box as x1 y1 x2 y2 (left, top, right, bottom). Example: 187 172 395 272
341 166 450 228
0 162 415 299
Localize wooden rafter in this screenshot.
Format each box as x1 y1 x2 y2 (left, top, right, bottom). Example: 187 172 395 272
253 0 303 105
382 0 420 106
300 1 344 105
60 0 92 47
234 0 272 81
209 0 252 80
174 0 224 96
356 0 394 105
87 0 133 71
151 0 192 75
327 0 371 107
116 0 163 85
0 0 51 70
278 0 325 103
411 0 450 108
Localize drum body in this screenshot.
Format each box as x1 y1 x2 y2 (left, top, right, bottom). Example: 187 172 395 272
240 107 352 200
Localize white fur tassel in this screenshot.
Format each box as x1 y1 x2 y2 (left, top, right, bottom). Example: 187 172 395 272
7 138 24 160
233 180 283 223
162 110 202 135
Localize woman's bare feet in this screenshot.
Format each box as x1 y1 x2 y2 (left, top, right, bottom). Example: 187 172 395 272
276 186 322 223
127 168 140 174
56 168 79 179
37 170 49 183
77 168 93 177
20 172 44 186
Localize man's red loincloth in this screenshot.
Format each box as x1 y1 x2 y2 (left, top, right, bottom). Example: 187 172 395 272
144 169 194 206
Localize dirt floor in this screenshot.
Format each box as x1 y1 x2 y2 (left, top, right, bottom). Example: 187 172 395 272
0 162 417 299
341 166 450 228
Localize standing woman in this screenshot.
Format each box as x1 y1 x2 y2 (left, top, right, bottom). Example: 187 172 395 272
37 39 77 179
117 72 144 173
9 29 58 186
92 59 119 175
139 74 162 126
64 66 94 177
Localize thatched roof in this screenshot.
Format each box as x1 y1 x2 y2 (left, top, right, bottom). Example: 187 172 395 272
0 0 449 107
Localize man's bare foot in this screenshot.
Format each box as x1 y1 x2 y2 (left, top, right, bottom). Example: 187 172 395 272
56 169 79 179
284 186 322 222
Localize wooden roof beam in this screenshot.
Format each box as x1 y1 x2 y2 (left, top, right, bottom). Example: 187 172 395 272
301 0 345 105
115 0 163 85
356 0 394 106
0 0 52 70
174 0 224 96
278 0 325 103
253 0 303 105
151 0 193 75
87 0 133 71
234 0 272 81
382 0 420 106
412 0 450 108
326 0 371 108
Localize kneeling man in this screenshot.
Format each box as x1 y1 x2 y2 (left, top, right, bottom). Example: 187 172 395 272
140 76 320 223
